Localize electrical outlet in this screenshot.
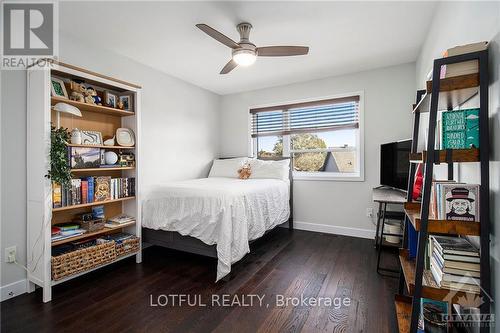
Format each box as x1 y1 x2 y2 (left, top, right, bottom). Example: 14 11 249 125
366 208 373 218
5 246 16 263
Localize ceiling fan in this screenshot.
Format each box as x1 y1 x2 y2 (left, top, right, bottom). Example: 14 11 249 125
196 22 309 74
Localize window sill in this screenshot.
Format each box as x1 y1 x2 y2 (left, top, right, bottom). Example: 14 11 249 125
292 172 364 182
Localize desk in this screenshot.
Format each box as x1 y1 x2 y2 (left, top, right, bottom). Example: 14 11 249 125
373 187 407 275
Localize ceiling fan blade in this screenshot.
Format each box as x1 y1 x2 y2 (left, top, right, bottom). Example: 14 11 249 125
257 46 309 57
220 59 238 74
196 24 240 49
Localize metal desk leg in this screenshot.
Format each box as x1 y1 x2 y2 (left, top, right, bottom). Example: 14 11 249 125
374 202 382 248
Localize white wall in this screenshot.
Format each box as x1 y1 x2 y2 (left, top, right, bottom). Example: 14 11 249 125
219 63 416 236
415 2 500 329
0 34 220 295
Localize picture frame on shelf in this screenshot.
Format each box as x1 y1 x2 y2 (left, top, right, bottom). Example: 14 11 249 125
104 91 117 108
51 77 68 99
80 130 103 145
118 94 133 111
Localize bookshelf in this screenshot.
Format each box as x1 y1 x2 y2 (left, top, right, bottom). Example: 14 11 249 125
395 50 491 333
27 61 142 302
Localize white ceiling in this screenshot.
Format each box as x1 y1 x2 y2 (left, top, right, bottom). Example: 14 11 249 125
60 1 437 95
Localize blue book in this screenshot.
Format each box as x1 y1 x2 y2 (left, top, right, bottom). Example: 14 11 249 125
407 221 418 259
86 177 94 203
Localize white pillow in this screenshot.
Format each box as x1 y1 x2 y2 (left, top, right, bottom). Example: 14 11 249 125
208 157 248 178
248 159 290 181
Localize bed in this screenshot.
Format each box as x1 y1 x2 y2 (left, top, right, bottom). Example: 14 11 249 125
142 157 293 281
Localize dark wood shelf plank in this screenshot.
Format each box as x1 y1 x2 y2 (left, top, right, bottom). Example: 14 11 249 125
394 294 412 333
403 202 480 236
413 73 479 113
51 96 135 117
409 148 480 163
399 249 477 303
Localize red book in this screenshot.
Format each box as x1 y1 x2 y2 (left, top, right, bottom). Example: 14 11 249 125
81 180 88 204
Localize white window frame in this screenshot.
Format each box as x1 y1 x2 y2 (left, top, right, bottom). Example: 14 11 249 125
249 91 365 182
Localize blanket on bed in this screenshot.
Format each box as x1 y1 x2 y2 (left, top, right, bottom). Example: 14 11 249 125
142 177 290 281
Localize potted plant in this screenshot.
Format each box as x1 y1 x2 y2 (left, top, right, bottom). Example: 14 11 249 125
47 126 71 185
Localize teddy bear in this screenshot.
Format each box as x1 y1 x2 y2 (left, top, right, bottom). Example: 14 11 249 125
84 86 97 105
69 80 86 103
85 86 102 105
237 163 252 179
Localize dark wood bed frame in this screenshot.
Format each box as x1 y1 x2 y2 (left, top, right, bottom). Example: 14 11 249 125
142 157 294 260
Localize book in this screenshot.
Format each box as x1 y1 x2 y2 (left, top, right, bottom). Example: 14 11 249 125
81 180 88 204
86 177 94 203
440 184 480 222
433 250 480 272
107 214 135 224
418 297 448 332
52 182 62 208
94 176 111 201
430 258 480 285
431 235 479 257
441 41 488 78
56 223 80 231
442 108 479 149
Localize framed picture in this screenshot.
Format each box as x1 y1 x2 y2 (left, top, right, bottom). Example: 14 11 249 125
69 147 101 168
119 94 133 111
104 91 117 108
50 78 68 99
80 130 103 145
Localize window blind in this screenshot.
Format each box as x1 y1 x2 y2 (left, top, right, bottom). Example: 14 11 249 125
251 96 359 138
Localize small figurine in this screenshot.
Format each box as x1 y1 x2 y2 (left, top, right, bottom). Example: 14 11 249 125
117 100 124 109
69 80 86 103
84 86 97 105
86 86 102 105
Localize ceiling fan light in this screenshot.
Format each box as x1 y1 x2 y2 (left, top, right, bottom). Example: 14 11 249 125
233 50 257 66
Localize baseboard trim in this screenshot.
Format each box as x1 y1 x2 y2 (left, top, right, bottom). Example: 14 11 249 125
1 279 27 302
293 221 375 239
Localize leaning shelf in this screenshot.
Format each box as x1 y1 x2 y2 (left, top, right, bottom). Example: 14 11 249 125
394 294 412 333
52 196 136 212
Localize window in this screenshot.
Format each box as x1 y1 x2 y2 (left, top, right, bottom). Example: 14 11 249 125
250 94 363 180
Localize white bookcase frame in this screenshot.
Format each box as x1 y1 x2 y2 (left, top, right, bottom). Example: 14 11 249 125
27 62 142 302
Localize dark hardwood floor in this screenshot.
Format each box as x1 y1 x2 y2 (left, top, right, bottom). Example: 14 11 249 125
1 229 399 332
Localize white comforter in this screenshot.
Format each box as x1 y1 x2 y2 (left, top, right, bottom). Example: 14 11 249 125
142 177 290 281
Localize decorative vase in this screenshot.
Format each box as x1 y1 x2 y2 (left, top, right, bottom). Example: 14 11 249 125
103 136 115 146
70 128 82 145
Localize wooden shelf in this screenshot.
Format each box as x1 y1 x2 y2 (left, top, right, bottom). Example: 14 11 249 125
51 221 135 246
51 96 135 117
71 166 135 172
399 249 476 303
394 294 412 333
413 73 479 113
404 202 480 236
52 196 135 212
409 148 480 163
67 143 135 150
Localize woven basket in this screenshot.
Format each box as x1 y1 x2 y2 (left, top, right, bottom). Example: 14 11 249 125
78 218 105 232
115 237 140 257
51 241 116 280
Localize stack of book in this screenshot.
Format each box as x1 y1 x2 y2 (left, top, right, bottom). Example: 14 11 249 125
418 298 448 333
429 235 480 294
430 181 480 222
52 177 136 208
51 223 86 242
441 41 488 78
104 214 135 228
